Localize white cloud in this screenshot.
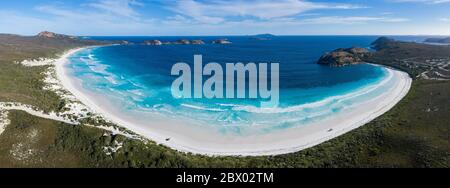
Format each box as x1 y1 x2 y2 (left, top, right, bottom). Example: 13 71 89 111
26 1 154 35
381 12 393 15
301 16 409 24
87 0 143 19
0 0 428 36
439 18 450 22
0 11 55 35
167 0 367 23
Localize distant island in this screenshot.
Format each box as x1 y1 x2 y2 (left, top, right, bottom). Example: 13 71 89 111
211 38 232 44
249 33 276 40
424 37 450 44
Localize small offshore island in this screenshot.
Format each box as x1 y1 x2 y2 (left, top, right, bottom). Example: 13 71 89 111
0 32 449 167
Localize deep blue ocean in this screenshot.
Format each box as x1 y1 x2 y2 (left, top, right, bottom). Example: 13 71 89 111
67 36 398 134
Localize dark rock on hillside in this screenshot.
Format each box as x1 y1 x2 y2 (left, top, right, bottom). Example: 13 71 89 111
37 31 77 40
317 47 371 66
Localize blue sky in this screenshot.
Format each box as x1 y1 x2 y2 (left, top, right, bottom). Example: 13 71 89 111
0 0 450 36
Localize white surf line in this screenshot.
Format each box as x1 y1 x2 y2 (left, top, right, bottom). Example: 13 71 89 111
173 69 412 156
273 71 412 156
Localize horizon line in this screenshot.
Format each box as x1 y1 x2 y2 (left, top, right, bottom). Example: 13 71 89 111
3 32 450 37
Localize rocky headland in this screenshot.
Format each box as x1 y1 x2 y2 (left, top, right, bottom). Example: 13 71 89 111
317 47 371 66
424 37 450 44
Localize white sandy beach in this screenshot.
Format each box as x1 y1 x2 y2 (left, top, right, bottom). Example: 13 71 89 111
54 47 412 156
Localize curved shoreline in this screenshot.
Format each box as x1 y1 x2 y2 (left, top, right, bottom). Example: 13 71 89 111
55 46 412 156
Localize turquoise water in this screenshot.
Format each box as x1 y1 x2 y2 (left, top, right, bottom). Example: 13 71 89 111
66 36 392 135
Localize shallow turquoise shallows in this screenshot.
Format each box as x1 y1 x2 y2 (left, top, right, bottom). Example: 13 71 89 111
67 36 391 135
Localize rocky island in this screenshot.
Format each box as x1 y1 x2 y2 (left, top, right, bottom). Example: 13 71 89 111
174 39 191 45
249 34 276 40
190 40 205 45
212 39 232 44
141 38 234 45
317 47 371 66
143 40 162 45
142 39 205 45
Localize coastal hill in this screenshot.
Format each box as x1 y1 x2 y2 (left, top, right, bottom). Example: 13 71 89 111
371 37 395 50
0 31 106 60
424 37 450 44
368 37 450 79
318 37 450 80
317 47 370 66
37 31 76 39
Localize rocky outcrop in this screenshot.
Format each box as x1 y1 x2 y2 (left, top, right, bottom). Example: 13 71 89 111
317 47 371 66
37 31 77 39
191 40 205 45
37 31 59 38
174 39 191 45
212 39 232 44
143 39 205 45
143 40 162 45
141 39 226 45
